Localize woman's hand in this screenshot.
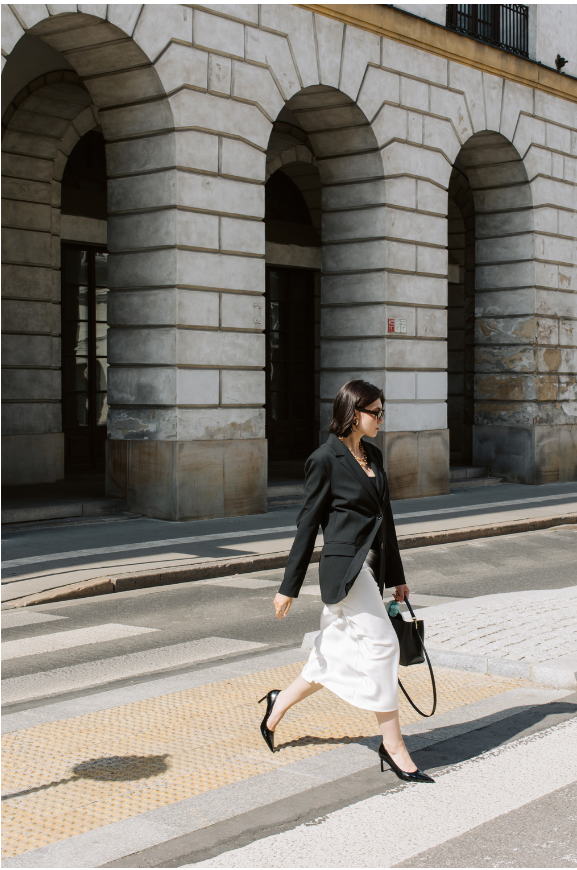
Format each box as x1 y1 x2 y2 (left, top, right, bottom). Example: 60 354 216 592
393 584 409 603
273 593 293 620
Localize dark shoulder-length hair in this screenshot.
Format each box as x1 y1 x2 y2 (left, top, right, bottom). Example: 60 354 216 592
329 380 384 438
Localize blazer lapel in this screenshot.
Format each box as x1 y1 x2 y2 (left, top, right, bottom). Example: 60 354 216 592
328 434 382 509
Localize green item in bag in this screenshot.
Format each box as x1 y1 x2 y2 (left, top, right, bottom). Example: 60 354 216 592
386 600 400 617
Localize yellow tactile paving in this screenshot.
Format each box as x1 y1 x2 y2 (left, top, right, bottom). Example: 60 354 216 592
2 660 528 858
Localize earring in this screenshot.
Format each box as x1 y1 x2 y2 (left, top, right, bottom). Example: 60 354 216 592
353 418 358 425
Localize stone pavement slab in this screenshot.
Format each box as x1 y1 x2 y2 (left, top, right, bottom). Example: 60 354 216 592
3 481 577 607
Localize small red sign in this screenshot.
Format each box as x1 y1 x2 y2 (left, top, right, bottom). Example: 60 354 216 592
388 318 395 333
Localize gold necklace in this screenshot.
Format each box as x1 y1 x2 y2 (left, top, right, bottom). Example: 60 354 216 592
339 437 368 467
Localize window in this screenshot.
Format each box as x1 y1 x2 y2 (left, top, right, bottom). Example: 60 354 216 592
61 244 109 473
446 5 529 58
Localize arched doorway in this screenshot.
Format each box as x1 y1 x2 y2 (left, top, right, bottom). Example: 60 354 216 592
61 129 109 474
264 113 322 495
1 9 177 503
448 131 538 481
265 168 318 463
264 86 386 499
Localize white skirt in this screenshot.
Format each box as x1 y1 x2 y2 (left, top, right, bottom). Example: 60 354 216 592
301 561 400 712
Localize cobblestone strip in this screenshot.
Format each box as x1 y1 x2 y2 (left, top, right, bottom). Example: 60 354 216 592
424 587 577 663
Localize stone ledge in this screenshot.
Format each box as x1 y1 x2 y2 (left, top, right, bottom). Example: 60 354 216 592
1 498 128 525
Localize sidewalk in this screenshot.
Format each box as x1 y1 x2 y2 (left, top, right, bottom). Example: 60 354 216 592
303 586 577 690
2 481 577 607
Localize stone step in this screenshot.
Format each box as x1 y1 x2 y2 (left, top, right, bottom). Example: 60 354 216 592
449 476 504 490
267 483 305 507
1 497 128 525
449 465 489 481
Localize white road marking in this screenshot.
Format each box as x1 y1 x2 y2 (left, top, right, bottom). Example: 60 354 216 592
1 623 158 661
1 611 68 629
189 719 577 868
2 493 575 570
1 637 266 704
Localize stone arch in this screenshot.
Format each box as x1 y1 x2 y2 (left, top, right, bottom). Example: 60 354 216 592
1 73 103 483
265 126 321 241
268 85 387 440
2 5 180 487
447 130 542 482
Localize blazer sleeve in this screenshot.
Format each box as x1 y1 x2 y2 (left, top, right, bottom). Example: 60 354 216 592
278 453 331 598
384 481 406 588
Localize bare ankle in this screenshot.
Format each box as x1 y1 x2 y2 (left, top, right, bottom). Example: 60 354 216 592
383 740 406 756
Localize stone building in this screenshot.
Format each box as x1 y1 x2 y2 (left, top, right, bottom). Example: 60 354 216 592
2 3 576 520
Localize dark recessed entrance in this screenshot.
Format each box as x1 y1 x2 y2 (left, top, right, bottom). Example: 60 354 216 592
61 243 108 474
265 265 315 462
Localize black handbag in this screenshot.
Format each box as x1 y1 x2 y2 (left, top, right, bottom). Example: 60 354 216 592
388 597 437 717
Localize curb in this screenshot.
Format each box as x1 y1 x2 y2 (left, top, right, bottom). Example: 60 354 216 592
6 511 576 609
426 649 577 690
301 632 577 690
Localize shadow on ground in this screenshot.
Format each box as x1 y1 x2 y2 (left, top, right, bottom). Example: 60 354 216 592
2 754 170 801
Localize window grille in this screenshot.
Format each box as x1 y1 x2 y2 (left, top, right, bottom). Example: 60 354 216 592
446 5 529 57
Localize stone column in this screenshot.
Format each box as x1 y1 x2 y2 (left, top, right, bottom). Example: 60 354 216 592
105 57 269 520
361 61 452 499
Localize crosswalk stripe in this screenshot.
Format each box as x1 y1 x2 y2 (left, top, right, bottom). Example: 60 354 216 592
1 637 266 704
187 719 577 868
1 611 68 629
3 492 575 570
2 623 158 661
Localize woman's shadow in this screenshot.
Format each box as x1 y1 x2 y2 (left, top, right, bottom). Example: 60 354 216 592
275 734 370 751
2 755 170 802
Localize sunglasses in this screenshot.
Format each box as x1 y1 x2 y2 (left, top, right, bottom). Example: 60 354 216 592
357 406 384 422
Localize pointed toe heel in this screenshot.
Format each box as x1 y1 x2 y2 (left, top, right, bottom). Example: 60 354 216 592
259 689 281 753
378 743 434 783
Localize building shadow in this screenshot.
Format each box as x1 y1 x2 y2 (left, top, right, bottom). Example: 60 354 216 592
274 698 577 762
1 754 169 802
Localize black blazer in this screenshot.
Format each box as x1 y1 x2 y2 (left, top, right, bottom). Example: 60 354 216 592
278 433 406 605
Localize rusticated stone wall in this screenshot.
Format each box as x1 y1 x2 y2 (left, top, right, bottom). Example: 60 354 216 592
2 4 576 516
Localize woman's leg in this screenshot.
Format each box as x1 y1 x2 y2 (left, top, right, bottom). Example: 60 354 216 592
376 710 417 773
267 676 323 731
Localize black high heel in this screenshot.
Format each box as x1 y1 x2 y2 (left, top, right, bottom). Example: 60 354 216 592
258 689 281 752
378 743 435 783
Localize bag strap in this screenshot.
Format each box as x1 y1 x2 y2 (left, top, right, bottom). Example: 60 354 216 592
397 596 437 718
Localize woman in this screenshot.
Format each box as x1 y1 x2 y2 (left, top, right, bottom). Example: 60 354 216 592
259 380 434 784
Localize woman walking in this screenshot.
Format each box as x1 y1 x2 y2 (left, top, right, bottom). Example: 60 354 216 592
259 380 434 783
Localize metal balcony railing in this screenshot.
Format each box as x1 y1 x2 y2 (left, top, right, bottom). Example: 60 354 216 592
446 5 529 58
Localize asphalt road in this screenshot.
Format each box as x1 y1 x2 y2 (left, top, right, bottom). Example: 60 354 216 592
4 525 576 689
3 481 577 607
2 525 576 868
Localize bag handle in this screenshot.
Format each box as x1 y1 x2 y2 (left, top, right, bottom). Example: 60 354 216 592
397 596 437 718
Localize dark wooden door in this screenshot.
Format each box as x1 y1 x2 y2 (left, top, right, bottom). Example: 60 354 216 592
265 266 315 461
61 243 108 474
